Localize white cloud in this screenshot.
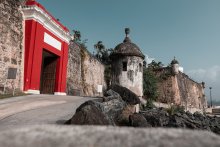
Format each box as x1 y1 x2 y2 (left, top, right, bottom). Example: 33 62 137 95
187 65 220 101
144 54 155 64
179 66 184 73
187 65 220 82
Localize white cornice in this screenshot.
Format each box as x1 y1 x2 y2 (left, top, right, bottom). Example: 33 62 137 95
21 5 72 44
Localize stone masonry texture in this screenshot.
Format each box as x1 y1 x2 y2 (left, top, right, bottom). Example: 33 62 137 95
155 68 207 111
67 41 82 96
0 0 25 93
67 42 106 96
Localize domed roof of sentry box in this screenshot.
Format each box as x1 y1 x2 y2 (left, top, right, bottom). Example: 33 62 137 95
111 28 145 59
171 57 179 64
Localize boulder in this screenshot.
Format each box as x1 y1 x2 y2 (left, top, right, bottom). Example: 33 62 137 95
70 100 111 125
103 89 122 102
69 97 127 125
117 105 137 126
168 113 199 129
141 108 170 127
102 98 127 125
208 116 220 134
129 113 151 127
139 108 220 135
166 110 220 134
109 84 140 105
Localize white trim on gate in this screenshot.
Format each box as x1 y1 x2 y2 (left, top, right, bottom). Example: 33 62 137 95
25 90 40 94
54 92 67 96
44 32 62 50
22 5 72 44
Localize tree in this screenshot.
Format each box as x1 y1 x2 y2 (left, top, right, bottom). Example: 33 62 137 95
148 60 164 69
73 30 81 42
94 41 105 59
94 41 113 64
72 30 88 49
94 41 113 87
143 68 159 108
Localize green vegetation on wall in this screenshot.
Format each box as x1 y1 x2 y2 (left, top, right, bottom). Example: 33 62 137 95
143 67 159 108
94 41 113 88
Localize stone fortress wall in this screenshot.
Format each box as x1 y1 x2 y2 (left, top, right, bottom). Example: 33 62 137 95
67 41 106 97
67 41 82 96
155 68 207 111
0 0 25 93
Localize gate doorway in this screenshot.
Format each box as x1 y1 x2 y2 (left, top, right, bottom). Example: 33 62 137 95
40 50 58 94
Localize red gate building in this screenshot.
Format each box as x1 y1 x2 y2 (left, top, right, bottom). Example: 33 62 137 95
22 1 72 95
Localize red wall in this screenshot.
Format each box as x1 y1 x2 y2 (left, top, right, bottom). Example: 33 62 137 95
24 20 69 93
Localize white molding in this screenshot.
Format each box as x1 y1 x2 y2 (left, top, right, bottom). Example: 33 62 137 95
54 92 67 96
21 5 72 44
25 90 40 94
44 32 62 50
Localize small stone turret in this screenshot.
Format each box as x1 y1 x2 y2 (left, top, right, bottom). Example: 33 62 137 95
171 57 179 75
110 28 145 97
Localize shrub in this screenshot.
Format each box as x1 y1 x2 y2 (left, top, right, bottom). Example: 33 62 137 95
166 105 185 115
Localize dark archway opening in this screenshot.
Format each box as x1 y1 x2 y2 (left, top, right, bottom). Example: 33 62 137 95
40 50 58 94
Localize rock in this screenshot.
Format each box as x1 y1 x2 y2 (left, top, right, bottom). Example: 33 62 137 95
69 98 127 125
70 100 111 125
68 88 138 126
209 117 220 134
141 108 170 127
139 108 220 135
117 105 136 126
129 113 151 127
168 113 198 129
109 84 140 105
103 89 122 102
1 125 220 147
102 98 127 125
193 111 204 120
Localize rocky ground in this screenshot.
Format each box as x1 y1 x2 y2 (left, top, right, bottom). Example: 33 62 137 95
67 84 220 135
131 108 220 134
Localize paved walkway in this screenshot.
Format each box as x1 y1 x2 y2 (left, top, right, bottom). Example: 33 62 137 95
0 95 96 131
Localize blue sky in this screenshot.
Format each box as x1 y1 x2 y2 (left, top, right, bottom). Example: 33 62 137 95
37 0 220 101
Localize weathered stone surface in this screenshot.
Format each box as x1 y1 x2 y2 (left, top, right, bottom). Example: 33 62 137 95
69 88 142 126
168 112 220 134
67 42 106 97
109 84 140 105
104 90 137 126
70 98 127 125
81 48 106 96
70 100 111 125
102 98 127 125
111 56 144 97
155 68 207 111
142 108 170 127
129 113 151 127
0 125 220 147
0 0 24 94
67 41 82 96
103 89 122 102
132 108 220 135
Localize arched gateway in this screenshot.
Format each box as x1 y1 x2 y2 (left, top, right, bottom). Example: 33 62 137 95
22 1 72 95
